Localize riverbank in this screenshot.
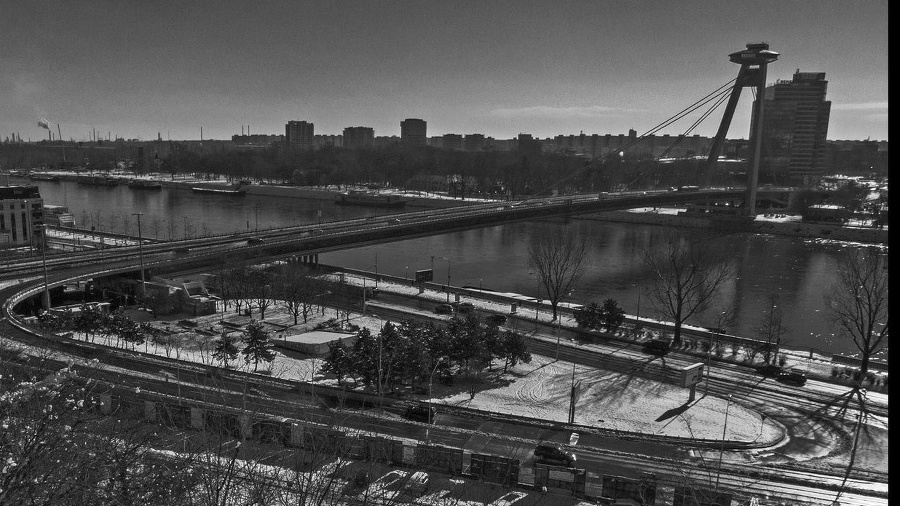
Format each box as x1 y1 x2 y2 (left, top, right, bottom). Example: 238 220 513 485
584 208 889 244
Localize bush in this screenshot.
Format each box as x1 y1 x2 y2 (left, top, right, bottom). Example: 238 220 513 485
778 354 787 366
832 367 840 377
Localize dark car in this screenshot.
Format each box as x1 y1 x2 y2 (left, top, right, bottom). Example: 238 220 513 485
404 404 436 424
450 301 475 313
776 369 807 386
247 237 264 245
534 442 576 467
755 363 783 377
642 339 671 356
486 314 507 325
434 304 454 314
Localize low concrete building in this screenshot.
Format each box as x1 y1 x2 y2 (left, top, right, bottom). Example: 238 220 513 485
275 330 356 356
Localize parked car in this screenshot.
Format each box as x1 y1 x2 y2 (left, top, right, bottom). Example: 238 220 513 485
485 314 507 325
451 301 475 313
776 369 807 386
534 442 576 467
755 363 783 377
433 304 454 314
642 339 671 356
404 404 436 424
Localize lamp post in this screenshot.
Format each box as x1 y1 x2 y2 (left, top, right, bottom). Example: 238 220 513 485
132 212 145 301
35 224 50 310
715 394 733 491
433 256 451 302
361 265 377 314
426 357 444 438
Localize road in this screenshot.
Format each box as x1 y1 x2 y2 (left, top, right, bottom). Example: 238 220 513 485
0 250 887 505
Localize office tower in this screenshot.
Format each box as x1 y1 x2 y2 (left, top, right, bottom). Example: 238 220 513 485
343 127 375 149
285 120 315 150
756 70 831 184
401 118 427 147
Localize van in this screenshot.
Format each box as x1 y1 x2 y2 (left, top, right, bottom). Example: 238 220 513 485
404 405 436 424
534 442 576 467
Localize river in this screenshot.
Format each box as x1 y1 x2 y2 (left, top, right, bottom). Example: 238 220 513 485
20 178 887 359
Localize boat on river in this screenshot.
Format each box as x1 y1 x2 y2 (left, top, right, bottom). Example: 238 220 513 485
191 184 247 195
128 180 162 190
78 176 119 186
334 190 407 208
29 173 60 182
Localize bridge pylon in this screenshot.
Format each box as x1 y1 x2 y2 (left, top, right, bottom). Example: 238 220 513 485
706 42 779 216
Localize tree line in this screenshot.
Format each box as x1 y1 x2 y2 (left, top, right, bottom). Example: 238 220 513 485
321 315 532 396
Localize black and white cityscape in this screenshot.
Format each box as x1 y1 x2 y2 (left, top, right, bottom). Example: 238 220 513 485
0 2 888 505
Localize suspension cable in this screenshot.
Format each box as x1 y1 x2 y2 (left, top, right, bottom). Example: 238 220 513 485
658 86 733 159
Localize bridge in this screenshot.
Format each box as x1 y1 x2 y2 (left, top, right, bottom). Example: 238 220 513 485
1 187 794 299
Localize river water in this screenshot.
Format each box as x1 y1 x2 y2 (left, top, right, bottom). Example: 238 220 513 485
23 178 887 359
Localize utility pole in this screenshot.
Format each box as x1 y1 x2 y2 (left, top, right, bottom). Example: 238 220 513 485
133 212 146 301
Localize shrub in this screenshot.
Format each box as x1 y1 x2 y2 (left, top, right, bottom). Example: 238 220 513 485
831 367 840 378
778 355 787 367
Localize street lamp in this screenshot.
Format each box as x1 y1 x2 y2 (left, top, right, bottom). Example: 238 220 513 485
132 212 145 301
426 357 444 439
433 256 451 302
35 224 50 310
361 265 377 314
715 394 733 491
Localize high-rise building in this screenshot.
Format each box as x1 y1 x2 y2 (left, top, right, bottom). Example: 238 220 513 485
0 185 44 248
343 127 375 149
285 120 315 150
756 70 831 184
400 118 427 147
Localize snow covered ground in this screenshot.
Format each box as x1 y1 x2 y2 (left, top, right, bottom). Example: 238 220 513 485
17 271 787 446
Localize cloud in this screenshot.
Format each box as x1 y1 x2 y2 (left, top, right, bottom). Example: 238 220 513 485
489 105 636 119
831 101 888 111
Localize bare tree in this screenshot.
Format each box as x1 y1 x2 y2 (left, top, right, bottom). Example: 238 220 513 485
149 217 162 240
528 226 588 320
166 219 177 241
825 248 888 380
756 292 787 365
642 231 731 345
277 261 320 325
249 268 274 320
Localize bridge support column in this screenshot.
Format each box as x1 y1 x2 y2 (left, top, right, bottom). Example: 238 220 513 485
706 43 778 218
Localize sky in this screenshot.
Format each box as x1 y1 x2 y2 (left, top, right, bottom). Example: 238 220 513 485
1 1 888 143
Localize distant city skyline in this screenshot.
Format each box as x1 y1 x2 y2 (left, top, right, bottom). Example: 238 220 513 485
1 1 888 143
